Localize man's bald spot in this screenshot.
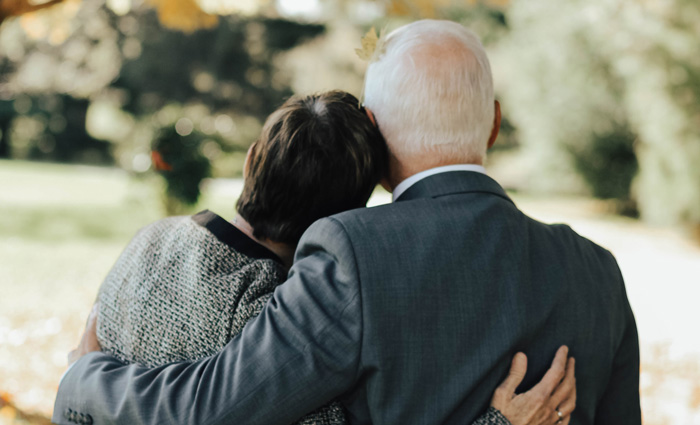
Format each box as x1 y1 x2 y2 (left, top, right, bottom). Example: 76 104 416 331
399 34 481 89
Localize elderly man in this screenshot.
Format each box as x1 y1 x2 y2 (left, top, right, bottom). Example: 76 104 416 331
53 20 640 425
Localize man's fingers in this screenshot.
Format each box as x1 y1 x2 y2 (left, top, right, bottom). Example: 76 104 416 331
549 357 576 410
498 352 528 394
531 345 568 398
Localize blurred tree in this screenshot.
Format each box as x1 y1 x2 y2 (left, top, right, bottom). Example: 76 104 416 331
500 0 700 230
113 14 323 120
498 0 636 202
152 126 211 214
105 12 324 176
0 100 12 158
617 0 700 233
570 126 638 215
0 0 324 177
2 94 112 163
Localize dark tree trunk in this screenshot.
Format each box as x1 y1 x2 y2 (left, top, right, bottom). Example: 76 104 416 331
0 119 10 158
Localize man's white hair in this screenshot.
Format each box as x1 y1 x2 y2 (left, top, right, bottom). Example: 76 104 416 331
363 20 494 163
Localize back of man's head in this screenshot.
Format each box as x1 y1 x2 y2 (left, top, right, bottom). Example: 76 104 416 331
363 20 494 165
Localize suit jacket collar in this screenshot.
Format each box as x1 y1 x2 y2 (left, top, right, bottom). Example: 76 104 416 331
394 171 514 205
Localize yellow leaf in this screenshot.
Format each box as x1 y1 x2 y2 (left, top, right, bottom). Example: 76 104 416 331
0 0 64 21
0 405 17 420
147 0 218 33
385 0 497 18
487 0 511 7
355 27 379 61
386 0 412 17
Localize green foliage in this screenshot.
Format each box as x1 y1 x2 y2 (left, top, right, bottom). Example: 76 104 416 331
114 15 324 118
618 0 700 227
569 126 638 214
4 95 112 164
444 2 509 46
152 127 211 214
500 0 700 228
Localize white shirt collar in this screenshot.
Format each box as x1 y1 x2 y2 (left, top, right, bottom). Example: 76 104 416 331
392 164 487 202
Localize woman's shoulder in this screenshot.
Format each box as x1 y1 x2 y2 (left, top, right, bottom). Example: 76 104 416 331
96 213 286 367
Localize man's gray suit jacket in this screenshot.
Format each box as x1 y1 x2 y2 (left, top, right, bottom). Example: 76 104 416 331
53 171 641 425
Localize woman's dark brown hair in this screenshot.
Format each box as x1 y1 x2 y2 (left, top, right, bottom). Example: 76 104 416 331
235 90 388 245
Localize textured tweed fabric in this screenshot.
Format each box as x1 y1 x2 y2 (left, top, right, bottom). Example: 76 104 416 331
96 210 347 425
475 408 511 425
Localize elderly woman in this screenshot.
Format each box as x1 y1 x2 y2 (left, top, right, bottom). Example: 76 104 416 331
89 91 573 425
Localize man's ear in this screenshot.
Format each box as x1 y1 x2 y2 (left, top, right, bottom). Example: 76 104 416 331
487 100 501 150
365 106 392 192
244 141 257 178
365 107 378 127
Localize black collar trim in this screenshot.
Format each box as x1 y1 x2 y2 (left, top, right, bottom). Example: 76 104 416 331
191 210 283 264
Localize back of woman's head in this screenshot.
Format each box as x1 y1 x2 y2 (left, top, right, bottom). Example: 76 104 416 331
236 90 388 246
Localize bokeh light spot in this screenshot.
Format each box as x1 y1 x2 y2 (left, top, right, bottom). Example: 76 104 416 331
132 153 151 172
214 114 235 134
175 117 194 136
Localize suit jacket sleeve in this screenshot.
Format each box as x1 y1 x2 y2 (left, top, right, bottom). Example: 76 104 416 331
594 262 642 425
52 217 363 425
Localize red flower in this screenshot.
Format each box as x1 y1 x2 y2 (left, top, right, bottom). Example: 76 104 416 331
151 151 173 171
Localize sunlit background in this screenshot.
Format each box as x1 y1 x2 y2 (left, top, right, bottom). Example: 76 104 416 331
0 0 699 424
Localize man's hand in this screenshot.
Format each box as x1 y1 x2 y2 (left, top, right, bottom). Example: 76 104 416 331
491 346 576 425
67 303 102 366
